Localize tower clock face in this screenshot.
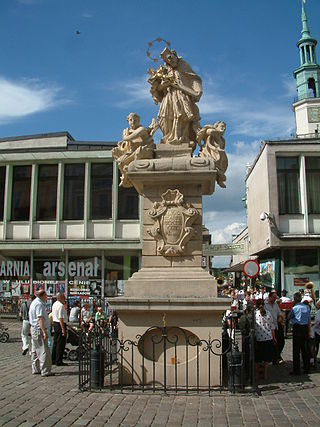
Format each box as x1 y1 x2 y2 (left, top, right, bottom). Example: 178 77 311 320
308 107 320 123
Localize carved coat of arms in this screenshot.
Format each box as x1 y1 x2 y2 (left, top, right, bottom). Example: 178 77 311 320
148 189 199 256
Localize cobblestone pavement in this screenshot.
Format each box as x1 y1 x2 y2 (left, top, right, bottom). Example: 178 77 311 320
0 319 320 427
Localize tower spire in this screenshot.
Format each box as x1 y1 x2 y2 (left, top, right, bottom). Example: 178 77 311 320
301 0 311 40
293 0 320 137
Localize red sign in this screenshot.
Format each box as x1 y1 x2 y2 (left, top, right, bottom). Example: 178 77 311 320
243 260 260 278
293 277 309 287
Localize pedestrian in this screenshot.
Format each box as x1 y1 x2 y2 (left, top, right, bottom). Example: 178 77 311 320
312 300 320 368
19 294 35 356
28 289 53 377
51 292 68 366
254 299 276 380
265 289 284 364
95 306 106 324
280 289 292 337
69 300 81 323
289 291 311 375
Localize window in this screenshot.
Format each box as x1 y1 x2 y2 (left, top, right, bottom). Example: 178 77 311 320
308 78 316 98
118 177 139 219
277 157 301 215
306 157 320 214
63 164 85 220
283 249 319 301
37 165 58 221
0 167 6 221
90 163 112 219
11 166 32 221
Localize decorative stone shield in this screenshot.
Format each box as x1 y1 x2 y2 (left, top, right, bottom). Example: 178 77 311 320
148 189 199 256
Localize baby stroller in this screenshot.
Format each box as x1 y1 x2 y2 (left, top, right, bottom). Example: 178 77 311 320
64 325 81 361
0 322 9 343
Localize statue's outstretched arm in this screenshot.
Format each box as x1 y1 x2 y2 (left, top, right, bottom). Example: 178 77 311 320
122 126 148 141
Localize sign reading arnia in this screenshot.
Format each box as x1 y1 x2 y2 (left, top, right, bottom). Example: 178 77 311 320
148 189 199 256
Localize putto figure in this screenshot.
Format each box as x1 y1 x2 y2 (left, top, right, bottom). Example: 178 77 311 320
112 113 157 188
197 121 228 188
147 48 202 145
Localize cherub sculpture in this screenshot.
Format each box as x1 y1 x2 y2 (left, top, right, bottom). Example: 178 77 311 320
147 48 202 146
112 113 158 187
197 121 228 188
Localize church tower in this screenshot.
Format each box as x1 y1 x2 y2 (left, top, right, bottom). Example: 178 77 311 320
293 0 320 137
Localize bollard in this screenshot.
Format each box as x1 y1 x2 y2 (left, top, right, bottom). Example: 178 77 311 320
227 344 243 391
90 349 105 389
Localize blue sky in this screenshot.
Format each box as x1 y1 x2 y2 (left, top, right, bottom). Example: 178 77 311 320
1 0 319 265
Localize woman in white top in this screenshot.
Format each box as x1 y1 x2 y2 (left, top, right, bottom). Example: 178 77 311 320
254 300 276 380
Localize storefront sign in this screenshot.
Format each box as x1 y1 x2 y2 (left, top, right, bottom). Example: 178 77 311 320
293 277 309 287
0 257 99 278
43 257 99 277
0 261 30 277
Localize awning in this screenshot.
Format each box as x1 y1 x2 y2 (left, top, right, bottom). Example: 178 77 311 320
223 262 245 273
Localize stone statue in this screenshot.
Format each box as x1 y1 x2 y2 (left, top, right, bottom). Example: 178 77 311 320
147 48 202 145
112 113 158 187
197 121 228 188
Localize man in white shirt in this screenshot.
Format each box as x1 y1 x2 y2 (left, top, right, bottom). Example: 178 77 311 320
51 292 68 366
29 289 53 377
265 290 284 364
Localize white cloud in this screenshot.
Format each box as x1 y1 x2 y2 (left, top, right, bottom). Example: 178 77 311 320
106 76 152 108
0 76 64 124
199 83 295 139
82 12 94 19
281 75 297 99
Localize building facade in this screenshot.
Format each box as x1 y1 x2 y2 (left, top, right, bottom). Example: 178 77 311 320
245 138 320 297
231 2 320 297
0 132 142 314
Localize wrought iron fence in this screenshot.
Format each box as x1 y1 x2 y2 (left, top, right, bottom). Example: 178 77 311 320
78 315 256 395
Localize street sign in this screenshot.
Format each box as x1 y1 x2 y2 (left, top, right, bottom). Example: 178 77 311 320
242 260 260 278
202 242 247 256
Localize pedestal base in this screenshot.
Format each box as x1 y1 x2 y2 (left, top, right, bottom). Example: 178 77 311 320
109 297 229 388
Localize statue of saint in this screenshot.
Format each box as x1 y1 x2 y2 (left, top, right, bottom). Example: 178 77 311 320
112 113 157 187
147 48 202 145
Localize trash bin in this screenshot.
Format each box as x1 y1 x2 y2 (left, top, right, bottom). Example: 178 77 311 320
227 344 243 391
90 349 105 389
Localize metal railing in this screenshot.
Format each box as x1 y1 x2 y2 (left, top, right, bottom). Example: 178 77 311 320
78 316 256 395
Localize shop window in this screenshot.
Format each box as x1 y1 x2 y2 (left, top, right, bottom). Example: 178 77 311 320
67 256 102 306
118 176 139 219
306 157 320 214
0 167 6 221
283 249 319 296
63 164 85 220
11 165 32 221
33 256 66 296
90 163 112 220
276 157 301 215
0 255 31 314
36 164 58 221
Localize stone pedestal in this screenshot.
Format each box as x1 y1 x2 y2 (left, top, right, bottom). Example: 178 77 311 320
110 144 229 387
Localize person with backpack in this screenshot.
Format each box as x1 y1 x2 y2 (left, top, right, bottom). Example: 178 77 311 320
19 294 36 356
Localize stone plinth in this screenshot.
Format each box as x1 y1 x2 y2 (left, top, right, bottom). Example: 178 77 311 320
110 144 229 388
